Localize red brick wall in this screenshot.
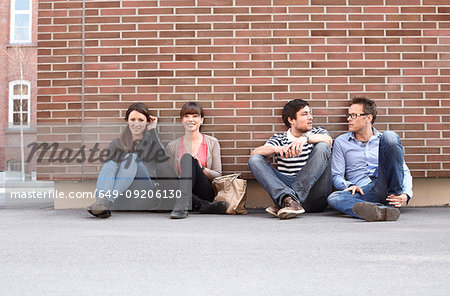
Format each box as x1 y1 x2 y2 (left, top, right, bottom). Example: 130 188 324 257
37 1 450 180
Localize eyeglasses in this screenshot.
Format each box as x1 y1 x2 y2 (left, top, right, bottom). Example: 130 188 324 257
347 113 368 119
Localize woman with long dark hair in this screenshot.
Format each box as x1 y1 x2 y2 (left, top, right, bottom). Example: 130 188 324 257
87 102 176 218
167 102 227 219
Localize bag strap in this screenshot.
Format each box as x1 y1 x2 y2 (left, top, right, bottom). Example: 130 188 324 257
213 173 241 187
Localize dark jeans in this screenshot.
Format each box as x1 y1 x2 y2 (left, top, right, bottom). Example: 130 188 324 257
248 142 332 212
179 154 215 210
327 131 405 218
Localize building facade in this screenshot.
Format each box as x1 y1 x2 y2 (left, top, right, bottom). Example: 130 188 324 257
1 0 38 181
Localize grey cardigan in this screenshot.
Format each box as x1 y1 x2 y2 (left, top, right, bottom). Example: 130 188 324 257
166 134 222 181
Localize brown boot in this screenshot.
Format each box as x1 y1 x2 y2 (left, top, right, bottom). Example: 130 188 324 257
277 197 305 219
353 202 400 222
87 197 112 218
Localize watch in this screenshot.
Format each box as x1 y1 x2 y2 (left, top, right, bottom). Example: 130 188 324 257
200 164 206 170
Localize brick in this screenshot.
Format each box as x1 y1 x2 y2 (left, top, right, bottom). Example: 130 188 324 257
402 22 437 29
329 69 363 76
159 46 195 53
365 38 400 44
290 53 326 60
364 22 399 29
198 15 233 22
387 30 422 37
138 55 172 61
198 30 233 37
311 46 347 52
252 23 286 30
311 30 347 37
365 53 400 60
387 45 422 52
327 22 362 29
238 30 271 38
273 30 308 37
198 0 233 6
387 15 421 22
214 23 248 30
198 47 233 54
313 77 346 84
289 22 324 29
349 46 384 52
198 78 233 84
251 38 287 45
290 38 325 44
312 61 347 68
215 54 250 61
311 14 347 22
214 70 250 77
349 15 383 21
251 7 286 14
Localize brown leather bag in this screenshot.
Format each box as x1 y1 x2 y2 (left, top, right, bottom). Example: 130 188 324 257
212 173 247 215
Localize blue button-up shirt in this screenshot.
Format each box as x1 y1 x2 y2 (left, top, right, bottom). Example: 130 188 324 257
331 128 413 198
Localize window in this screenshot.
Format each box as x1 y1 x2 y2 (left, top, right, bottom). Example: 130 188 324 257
10 0 32 43
9 80 30 127
7 159 26 172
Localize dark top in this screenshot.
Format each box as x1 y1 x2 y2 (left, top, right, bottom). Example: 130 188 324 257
108 128 172 179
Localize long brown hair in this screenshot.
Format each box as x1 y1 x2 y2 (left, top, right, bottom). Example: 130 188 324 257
120 102 150 152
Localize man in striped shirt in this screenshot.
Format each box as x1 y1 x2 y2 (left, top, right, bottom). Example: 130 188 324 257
248 99 333 219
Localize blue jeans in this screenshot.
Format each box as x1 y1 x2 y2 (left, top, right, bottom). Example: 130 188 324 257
248 142 332 212
327 131 405 218
96 153 154 203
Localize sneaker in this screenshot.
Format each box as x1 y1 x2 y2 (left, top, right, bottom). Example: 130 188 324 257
170 210 188 219
353 202 400 222
277 197 305 220
87 198 112 218
265 205 281 217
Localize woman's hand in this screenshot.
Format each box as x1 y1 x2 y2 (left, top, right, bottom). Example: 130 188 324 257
147 115 158 130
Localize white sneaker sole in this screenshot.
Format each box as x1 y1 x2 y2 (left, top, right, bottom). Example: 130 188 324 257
277 208 305 220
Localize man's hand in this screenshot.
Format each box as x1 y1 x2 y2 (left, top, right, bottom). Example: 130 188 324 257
275 144 293 158
344 185 364 195
274 137 308 158
386 193 408 208
290 136 308 157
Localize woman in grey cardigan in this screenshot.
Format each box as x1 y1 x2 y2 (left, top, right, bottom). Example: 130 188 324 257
87 102 177 218
167 102 227 219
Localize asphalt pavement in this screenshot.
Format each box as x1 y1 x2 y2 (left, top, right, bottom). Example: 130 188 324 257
1 207 449 296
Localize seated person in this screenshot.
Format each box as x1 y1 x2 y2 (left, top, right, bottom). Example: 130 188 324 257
327 97 413 222
248 99 332 220
167 102 227 219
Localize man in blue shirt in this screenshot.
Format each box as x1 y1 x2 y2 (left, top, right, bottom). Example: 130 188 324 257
328 97 413 222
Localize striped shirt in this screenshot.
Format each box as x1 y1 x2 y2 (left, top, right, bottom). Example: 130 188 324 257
266 127 330 176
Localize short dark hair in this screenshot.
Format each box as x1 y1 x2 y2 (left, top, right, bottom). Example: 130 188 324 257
180 101 204 118
282 99 309 128
350 97 377 124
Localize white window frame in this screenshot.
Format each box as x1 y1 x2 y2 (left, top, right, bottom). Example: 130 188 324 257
9 80 31 127
7 159 27 172
10 0 32 44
